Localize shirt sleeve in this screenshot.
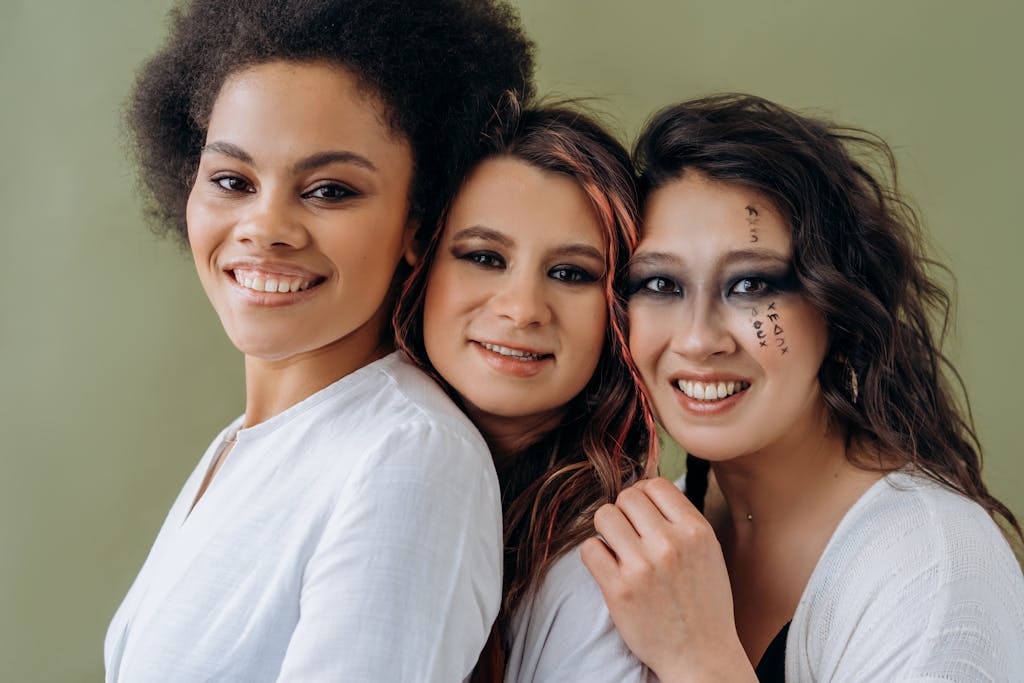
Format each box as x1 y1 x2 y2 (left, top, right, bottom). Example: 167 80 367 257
275 420 502 682
793 484 1024 682
506 548 652 683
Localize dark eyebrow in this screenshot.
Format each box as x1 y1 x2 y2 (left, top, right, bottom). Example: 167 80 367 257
201 141 253 166
292 150 377 174
199 143 377 174
628 251 684 270
449 225 514 248
720 249 790 269
551 243 605 263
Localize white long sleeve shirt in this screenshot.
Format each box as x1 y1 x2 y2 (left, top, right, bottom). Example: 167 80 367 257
105 352 502 682
504 546 652 682
786 470 1024 680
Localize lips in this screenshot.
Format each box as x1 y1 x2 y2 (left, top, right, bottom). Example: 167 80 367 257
676 379 750 402
477 341 551 362
472 340 553 378
231 267 323 294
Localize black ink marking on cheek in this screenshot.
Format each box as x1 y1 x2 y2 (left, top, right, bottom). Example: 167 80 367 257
767 300 788 356
751 310 769 349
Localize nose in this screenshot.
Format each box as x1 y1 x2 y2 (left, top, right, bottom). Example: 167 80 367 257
487 270 552 328
669 298 737 360
234 189 310 250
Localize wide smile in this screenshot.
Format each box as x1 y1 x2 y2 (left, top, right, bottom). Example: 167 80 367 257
220 262 328 307
670 376 751 416
231 267 324 294
472 340 553 378
676 379 751 402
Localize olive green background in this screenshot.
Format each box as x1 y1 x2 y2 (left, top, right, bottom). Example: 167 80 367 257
2 1 1020 680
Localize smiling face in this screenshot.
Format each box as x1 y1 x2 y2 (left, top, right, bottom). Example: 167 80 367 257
627 172 829 462
186 60 416 364
423 157 609 444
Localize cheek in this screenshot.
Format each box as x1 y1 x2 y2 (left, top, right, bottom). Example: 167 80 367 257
745 300 827 378
627 305 665 380
185 194 219 266
422 262 463 351
573 293 608 365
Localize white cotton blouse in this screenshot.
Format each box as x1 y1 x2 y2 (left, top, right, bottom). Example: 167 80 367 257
785 469 1024 681
504 545 653 683
104 352 502 683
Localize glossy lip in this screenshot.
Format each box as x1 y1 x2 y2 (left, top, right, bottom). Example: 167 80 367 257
220 257 328 308
668 371 752 417
471 339 554 378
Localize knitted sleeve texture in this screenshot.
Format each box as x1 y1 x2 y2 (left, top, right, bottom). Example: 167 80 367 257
788 471 1024 682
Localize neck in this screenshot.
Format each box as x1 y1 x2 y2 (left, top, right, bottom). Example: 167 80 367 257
242 329 391 428
710 404 875 540
470 408 564 471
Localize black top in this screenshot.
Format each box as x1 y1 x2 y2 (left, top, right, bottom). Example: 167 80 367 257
754 621 790 682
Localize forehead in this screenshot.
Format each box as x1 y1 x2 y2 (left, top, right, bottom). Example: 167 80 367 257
206 60 410 163
446 156 605 249
640 173 791 259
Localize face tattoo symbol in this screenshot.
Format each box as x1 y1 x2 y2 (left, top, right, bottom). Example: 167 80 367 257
767 301 788 354
746 205 759 243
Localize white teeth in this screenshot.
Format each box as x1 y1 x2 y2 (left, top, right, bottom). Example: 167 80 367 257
233 268 317 294
479 342 545 361
675 379 750 401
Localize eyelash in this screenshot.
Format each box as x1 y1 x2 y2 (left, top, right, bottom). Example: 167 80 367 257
628 275 786 299
457 251 598 284
728 277 776 297
209 175 359 202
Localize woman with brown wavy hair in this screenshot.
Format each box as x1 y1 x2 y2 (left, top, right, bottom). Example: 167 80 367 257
395 101 656 681
583 94 1024 681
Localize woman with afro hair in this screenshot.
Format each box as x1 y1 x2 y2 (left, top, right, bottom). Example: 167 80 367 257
105 1 533 681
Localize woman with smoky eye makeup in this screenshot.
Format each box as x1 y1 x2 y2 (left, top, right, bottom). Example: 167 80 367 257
395 99 656 682
582 94 1024 682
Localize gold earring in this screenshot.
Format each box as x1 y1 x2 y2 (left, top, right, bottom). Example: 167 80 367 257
847 362 859 404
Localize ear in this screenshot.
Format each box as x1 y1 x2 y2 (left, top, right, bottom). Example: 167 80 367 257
402 218 420 266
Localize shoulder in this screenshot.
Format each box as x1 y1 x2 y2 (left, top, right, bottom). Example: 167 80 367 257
816 470 1019 585
308 352 491 472
506 547 649 683
791 469 1024 679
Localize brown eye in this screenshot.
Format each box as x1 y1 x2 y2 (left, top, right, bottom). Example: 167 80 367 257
214 176 253 193
731 278 768 295
304 183 357 201
644 277 679 294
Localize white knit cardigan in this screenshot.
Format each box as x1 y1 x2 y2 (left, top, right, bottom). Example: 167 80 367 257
785 470 1024 681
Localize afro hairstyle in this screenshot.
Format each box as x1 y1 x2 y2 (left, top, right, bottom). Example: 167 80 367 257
127 0 535 242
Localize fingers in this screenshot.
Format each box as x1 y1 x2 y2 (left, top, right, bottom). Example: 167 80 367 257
635 477 702 525
580 536 617 585
592 502 643 558
614 482 671 538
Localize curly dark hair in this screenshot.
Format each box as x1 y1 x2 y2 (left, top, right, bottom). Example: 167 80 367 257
636 93 1020 542
127 0 535 242
395 98 656 675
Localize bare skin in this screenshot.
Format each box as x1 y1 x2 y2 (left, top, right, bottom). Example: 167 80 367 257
582 174 884 680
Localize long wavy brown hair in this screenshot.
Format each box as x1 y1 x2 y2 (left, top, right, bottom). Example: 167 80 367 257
636 93 1020 543
394 99 656 677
